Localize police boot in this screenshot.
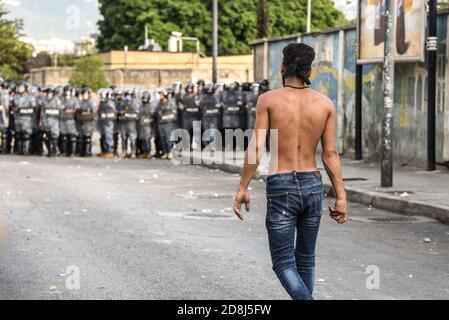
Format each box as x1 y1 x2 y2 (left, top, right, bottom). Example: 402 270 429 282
5 131 13 154
69 136 77 157
60 135 68 157
51 139 59 157
0 134 7 154
45 136 52 157
113 134 119 157
85 137 92 157
36 134 44 156
23 135 31 156
16 135 24 156
76 137 83 156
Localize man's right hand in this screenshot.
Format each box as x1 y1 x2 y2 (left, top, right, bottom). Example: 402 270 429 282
329 198 348 224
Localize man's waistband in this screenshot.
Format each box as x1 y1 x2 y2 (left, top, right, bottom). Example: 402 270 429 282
267 171 322 183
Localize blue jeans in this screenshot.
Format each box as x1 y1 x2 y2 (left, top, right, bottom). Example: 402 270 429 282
266 171 324 300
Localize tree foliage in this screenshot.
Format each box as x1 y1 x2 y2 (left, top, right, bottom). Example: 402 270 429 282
97 0 347 55
69 55 109 91
0 4 33 81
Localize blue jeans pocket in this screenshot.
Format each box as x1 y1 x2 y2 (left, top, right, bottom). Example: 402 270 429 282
267 192 291 222
311 191 324 216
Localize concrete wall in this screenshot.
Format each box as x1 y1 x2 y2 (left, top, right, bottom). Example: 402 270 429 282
250 16 449 167
28 67 73 87
27 51 253 89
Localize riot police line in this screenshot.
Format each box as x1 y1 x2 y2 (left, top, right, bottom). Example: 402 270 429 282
0 77 270 160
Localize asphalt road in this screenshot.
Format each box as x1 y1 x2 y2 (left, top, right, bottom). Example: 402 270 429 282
0 155 448 300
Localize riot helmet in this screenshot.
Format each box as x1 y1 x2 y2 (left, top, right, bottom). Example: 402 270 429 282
80 87 92 101
204 82 215 95
141 91 151 104
258 79 270 93
241 82 253 93
251 83 260 95
197 79 205 93
185 82 195 94
63 85 72 97
17 81 28 94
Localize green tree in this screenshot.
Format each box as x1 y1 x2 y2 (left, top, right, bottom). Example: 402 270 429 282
97 0 347 55
257 0 269 39
69 55 109 91
54 54 76 67
0 4 33 81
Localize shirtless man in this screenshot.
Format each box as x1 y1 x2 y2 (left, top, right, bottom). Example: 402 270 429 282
234 43 348 300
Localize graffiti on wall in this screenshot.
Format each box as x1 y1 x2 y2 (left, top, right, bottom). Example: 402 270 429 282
259 14 449 165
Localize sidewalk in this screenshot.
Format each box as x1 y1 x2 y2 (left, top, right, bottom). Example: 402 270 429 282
185 151 449 224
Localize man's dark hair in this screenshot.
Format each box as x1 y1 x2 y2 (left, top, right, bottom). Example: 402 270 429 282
282 43 315 86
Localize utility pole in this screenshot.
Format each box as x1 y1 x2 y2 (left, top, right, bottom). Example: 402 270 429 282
381 0 395 188
212 0 218 84
355 0 362 160
427 0 438 171
355 64 363 160
307 0 312 33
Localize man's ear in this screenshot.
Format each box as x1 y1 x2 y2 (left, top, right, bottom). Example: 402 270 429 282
307 69 312 78
281 64 286 74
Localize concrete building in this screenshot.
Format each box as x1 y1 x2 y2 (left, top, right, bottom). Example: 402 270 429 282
27 51 253 90
250 12 449 168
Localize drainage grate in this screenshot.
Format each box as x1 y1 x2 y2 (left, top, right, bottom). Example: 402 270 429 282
343 177 368 182
368 217 419 223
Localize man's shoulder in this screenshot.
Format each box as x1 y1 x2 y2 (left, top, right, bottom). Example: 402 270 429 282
308 89 334 107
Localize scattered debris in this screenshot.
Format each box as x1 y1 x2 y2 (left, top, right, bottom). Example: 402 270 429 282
317 279 326 283
49 285 57 291
423 238 431 243
400 192 409 198
82 209 88 213
408 274 413 279
63 212 70 216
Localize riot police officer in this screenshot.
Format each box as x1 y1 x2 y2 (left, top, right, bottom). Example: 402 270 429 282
156 88 178 160
222 82 245 150
258 79 270 95
0 78 8 154
179 82 201 150
40 85 62 157
246 83 260 130
98 88 116 159
76 87 96 157
114 88 125 157
60 85 79 157
27 85 43 156
137 91 154 159
200 83 222 150
196 80 205 97
122 87 141 159
6 82 17 154
172 81 183 129
240 82 252 131
12 81 36 156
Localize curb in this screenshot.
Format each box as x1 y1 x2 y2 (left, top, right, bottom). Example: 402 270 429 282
194 157 449 224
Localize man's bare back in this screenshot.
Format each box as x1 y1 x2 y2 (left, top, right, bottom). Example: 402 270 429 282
261 86 333 174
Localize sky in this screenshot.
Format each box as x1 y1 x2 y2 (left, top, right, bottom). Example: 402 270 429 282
3 0 357 41
3 0 101 40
